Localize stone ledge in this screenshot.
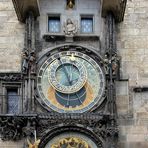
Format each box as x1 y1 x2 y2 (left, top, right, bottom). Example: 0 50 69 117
118 142 148 148
12 0 40 22
102 0 127 22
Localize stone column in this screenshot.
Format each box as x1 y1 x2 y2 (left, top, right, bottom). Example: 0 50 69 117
22 11 36 113
105 12 118 148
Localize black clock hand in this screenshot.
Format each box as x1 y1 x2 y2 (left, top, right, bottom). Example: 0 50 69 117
67 94 70 107
58 58 72 85
69 63 73 83
75 93 83 104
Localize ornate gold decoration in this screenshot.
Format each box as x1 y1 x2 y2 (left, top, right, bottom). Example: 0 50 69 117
67 0 75 9
27 139 41 148
47 82 94 111
70 53 76 61
51 137 91 148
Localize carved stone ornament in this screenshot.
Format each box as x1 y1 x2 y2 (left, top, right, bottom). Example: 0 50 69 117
37 113 109 138
0 116 37 141
0 73 22 81
63 18 78 36
103 53 120 76
22 49 36 74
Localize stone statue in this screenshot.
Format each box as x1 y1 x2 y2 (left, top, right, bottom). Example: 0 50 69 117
29 51 36 74
22 49 36 74
63 18 78 36
22 49 29 74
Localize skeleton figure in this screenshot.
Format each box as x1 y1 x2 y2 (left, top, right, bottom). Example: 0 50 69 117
104 53 119 75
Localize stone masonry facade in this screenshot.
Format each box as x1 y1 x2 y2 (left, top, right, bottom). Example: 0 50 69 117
0 0 24 72
117 0 148 147
0 0 148 148
0 1 24 147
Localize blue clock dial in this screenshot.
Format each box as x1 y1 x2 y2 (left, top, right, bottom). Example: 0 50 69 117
56 63 79 87
55 87 86 108
48 56 87 94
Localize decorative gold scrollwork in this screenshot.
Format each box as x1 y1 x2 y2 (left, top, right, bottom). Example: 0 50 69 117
51 137 91 148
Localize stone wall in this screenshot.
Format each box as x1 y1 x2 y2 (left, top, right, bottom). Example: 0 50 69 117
117 0 148 147
0 0 24 72
39 0 102 37
0 0 24 146
1 0 148 148
0 140 24 148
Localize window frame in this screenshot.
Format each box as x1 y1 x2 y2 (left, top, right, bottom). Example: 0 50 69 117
1 83 22 115
80 14 94 34
47 14 61 34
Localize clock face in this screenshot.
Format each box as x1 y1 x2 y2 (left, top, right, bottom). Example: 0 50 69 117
44 132 99 148
48 56 87 94
37 51 105 113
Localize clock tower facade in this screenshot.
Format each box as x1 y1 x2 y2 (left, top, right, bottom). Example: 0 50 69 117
0 0 127 148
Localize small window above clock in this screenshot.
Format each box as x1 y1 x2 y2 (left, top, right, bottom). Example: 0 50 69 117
48 16 61 33
81 16 93 34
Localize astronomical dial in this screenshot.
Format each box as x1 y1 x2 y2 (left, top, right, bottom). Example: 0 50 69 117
48 56 87 94
37 51 105 113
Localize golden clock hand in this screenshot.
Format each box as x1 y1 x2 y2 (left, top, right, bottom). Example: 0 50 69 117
70 53 76 61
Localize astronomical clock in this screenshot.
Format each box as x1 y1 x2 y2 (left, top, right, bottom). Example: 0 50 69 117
36 46 106 148
37 49 105 113
0 0 127 147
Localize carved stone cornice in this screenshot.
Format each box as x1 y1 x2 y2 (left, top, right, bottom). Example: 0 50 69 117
12 0 40 22
0 113 110 140
0 113 118 148
0 73 22 81
102 0 127 22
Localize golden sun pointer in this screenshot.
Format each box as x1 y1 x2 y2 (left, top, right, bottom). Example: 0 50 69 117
70 54 75 61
